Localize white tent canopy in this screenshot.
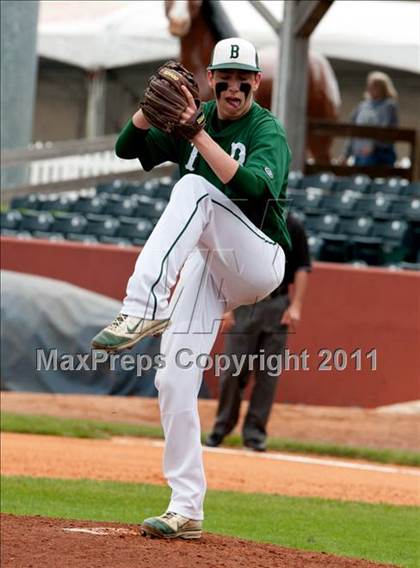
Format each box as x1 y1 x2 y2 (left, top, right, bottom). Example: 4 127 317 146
37 0 420 74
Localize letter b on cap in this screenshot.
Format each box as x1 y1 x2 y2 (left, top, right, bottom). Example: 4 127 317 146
230 44 239 59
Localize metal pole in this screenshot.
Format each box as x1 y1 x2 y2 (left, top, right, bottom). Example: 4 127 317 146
1 0 39 190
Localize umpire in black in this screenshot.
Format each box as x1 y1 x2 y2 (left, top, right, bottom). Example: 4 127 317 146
206 212 311 452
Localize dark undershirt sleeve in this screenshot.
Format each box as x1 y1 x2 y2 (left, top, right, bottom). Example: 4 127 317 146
115 119 149 159
115 119 179 171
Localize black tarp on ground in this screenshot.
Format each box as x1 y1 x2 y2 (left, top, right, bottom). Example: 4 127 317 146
0 270 163 396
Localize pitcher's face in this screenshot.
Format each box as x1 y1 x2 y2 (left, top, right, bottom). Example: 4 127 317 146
208 70 261 120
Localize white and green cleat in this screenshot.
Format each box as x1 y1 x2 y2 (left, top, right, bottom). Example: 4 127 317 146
91 314 170 352
140 512 202 540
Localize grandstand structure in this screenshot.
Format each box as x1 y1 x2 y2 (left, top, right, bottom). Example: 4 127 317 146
1 169 419 269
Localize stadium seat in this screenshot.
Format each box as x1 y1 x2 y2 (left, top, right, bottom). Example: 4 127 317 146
354 195 394 217
1 210 22 230
300 172 336 191
307 235 324 259
66 233 98 244
85 214 120 237
153 176 175 201
400 181 420 198
19 211 54 232
32 231 65 241
122 181 155 198
103 195 138 217
321 192 360 217
135 196 167 219
383 177 409 195
0 229 32 239
72 195 106 215
287 170 303 189
118 217 154 242
398 261 420 271
287 189 324 212
353 219 410 265
333 174 371 194
319 216 374 264
96 179 127 195
38 194 74 212
390 197 420 221
318 235 352 263
304 212 340 235
10 193 41 210
289 210 305 225
99 236 133 247
51 212 88 235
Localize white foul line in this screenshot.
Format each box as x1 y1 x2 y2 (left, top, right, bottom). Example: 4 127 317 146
149 440 420 476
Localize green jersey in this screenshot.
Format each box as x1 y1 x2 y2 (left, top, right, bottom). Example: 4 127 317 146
117 100 291 249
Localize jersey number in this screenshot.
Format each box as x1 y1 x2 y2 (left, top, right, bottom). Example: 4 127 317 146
185 142 246 172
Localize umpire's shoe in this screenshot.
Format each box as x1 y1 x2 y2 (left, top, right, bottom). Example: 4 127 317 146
205 433 224 447
140 512 202 540
91 314 170 352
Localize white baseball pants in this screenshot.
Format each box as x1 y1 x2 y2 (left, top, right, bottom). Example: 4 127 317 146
122 174 285 520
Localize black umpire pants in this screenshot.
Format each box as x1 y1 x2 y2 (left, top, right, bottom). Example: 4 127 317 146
211 294 289 445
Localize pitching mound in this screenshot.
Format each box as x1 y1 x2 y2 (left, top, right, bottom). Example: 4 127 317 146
1 514 395 568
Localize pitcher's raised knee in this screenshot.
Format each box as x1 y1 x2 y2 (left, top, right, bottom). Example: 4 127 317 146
171 174 209 200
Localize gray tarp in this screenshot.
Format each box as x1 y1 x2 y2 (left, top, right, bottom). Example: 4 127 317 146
0 270 164 396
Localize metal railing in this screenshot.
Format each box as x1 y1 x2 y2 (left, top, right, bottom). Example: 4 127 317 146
1 135 174 202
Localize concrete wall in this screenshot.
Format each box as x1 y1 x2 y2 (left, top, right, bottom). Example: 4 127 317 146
2 237 419 407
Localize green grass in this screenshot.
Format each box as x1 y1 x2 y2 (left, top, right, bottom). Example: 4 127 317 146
1 475 419 567
2 411 419 467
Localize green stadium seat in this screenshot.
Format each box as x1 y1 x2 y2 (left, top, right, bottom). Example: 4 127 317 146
301 172 336 191
400 181 420 198
289 210 305 225
332 175 371 194
390 198 420 221
1 210 22 230
287 171 303 189
99 236 133 247
38 195 74 212
96 180 127 195
0 229 32 239
32 231 66 242
52 212 88 235
10 194 41 210
321 192 360 217
20 211 54 232
134 196 167 219
307 235 324 259
72 195 106 215
288 189 324 212
353 219 410 265
103 195 138 217
354 195 394 217
154 177 175 201
85 214 119 237
318 216 374 264
117 217 154 242
304 212 340 235
123 182 155 198
66 233 98 244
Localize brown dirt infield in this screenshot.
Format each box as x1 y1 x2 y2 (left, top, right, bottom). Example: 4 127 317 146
2 392 419 451
1 393 418 567
0 514 397 568
2 433 419 506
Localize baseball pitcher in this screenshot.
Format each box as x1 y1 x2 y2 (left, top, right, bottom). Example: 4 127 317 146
92 37 291 539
